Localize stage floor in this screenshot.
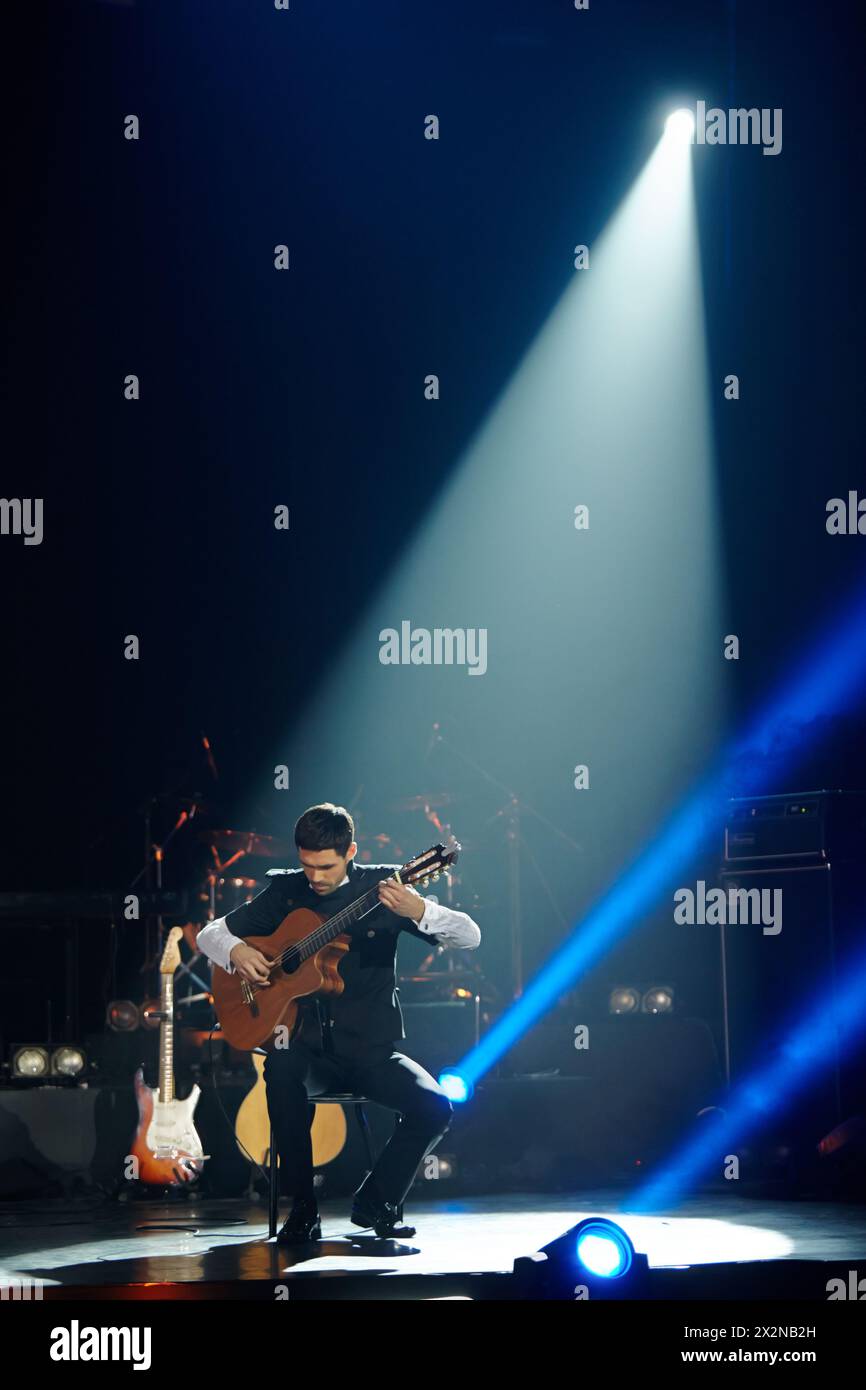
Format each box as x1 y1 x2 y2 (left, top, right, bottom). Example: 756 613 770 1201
2 1189 866 1295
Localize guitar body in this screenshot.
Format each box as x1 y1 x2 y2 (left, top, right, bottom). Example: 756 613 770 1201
131 1068 205 1185
234 1052 347 1168
210 906 350 1051
210 842 462 1052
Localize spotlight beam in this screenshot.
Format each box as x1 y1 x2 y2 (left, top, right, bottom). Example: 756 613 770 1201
665 108 696 143
631 936 866 1212
457 578 866 1086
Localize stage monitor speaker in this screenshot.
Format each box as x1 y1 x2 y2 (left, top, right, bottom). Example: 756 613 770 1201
719 859 866 1143
398 999 480 1078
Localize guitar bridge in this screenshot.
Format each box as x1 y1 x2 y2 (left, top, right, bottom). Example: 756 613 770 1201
241 981 260 1017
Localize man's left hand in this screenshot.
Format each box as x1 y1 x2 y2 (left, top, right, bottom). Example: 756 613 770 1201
378 879 425 922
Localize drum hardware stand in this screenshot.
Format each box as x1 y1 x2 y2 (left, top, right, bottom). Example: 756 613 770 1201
426 725 583 1000
174 954 213 997
127 735 219 993
130 793 203 997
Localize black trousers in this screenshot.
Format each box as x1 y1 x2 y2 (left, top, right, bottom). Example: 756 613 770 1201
263 1028 453 1207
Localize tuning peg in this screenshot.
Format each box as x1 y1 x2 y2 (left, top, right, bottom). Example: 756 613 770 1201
432 871 440 881
421 876 429 887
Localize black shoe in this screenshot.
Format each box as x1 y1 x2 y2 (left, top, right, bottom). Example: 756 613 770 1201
276 1197 321 1244
350 1193 416 1239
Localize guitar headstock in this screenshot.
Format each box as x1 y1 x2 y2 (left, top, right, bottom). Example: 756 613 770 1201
159 926 184 975
398 836 461 890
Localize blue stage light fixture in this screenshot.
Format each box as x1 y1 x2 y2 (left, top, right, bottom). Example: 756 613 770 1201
438 1070 472 1103
574 1219 635 1278
514 1217 646 1298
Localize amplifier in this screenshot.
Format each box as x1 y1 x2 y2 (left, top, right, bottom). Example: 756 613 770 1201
398 999 480 1078
724 790 866 864
719 859 866 1149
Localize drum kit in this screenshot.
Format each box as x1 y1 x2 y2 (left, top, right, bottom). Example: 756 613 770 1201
159 792 490 1018
136 722 576 1024
122 740 496 1189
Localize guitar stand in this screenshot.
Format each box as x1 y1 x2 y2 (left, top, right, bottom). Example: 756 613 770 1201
120 1180 199 1205
174 951 212 996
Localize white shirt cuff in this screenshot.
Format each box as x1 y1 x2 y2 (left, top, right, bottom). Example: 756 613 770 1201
196 917 244 973
415 897 481 948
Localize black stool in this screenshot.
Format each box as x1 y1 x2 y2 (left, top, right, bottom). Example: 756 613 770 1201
266 1093 377 1237
214 1033 378 1238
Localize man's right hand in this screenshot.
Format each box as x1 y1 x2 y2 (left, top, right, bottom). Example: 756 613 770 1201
229 942 273 985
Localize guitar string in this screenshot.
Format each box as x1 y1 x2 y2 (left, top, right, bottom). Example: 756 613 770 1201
253 855 448 982
273 856 439 967
271 878 392 968
269 861 442 968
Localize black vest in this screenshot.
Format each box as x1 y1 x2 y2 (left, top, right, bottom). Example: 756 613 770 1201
223 861 426 1046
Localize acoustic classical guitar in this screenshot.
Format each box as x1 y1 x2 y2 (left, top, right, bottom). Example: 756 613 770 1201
129 926 207 1185
234 1052 347 1170
211 839 460 1052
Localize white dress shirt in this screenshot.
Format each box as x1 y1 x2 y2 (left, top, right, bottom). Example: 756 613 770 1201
197 873 480 974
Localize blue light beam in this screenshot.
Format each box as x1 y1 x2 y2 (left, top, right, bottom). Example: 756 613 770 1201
630 938 866 1211
458 576 866 1087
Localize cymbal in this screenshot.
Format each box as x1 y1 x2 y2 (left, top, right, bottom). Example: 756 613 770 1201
390 792 456 813
198 829 293 860
398 969 480 982
141 792 214 814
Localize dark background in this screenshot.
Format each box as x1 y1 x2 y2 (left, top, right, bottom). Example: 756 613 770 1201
2 0 865 1056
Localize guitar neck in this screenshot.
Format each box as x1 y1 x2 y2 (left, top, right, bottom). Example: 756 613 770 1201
159 974 174 1102
295 875 396 963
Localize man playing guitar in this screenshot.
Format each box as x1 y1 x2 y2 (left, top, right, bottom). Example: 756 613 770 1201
197 802 481 1243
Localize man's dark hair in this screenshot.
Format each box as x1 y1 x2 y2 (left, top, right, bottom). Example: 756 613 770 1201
294 803 355 858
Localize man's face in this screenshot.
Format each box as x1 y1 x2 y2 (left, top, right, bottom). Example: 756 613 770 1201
298 843 357 895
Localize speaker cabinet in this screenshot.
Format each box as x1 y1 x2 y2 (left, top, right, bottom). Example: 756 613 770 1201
719 860 866 1141
398 999 480 1078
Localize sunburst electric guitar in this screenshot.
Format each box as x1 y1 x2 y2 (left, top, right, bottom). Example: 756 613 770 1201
130 926 207 1185
211 839 461 1051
